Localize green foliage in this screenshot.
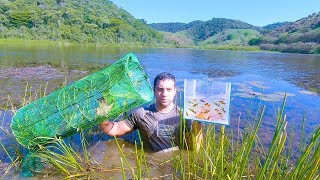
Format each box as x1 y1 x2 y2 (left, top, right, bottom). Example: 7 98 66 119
0 0 163 44
259 42 320 54
200 29 262 46
160 31 194 47
249 37 262 46
263 22 291 30
149 22 189 33
261 12 320 54
186 18 261 42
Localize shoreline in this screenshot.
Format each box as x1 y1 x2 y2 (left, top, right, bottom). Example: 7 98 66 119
0 38 309 55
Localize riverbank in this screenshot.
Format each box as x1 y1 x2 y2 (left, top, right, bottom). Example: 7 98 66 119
3 38 319 54
0 38 266 53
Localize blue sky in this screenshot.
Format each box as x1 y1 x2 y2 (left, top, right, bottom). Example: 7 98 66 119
110 0 320 26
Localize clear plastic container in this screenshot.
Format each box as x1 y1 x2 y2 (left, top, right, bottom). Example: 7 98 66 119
183 79 231 125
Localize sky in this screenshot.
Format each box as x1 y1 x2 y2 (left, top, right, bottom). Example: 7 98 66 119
110 0 320 27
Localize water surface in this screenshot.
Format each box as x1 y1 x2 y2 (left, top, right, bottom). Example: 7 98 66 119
0 44 319 177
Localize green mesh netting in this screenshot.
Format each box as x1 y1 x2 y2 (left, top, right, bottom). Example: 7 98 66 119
11 53 154 148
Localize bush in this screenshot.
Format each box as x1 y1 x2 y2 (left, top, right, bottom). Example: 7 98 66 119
260 42 320 54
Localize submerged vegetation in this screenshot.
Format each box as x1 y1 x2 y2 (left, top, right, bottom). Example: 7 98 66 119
0 81 319 179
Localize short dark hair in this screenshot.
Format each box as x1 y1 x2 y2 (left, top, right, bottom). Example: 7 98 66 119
153 72 176 89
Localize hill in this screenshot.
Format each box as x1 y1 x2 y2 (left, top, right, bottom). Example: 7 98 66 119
186 18 261 42
0 0 163 44
254 12 320 54
148 22 189 33
149 18 261 42
149 13 320 53
262 22 291 31
149 18 263 47
199 29 261 46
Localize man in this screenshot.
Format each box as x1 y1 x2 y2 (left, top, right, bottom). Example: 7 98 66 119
99 72 202 152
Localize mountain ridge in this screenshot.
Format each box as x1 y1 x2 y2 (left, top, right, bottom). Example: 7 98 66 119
148 12 319 53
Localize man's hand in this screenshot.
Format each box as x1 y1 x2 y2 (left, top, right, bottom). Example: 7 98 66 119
100 121 114 135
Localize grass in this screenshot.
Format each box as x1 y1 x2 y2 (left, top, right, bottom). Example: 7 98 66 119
0 84 319 179
198 44 261 51
0 37 263 52
0 38 164 49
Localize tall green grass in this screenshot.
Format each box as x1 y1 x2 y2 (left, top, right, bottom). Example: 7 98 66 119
169 95 319 179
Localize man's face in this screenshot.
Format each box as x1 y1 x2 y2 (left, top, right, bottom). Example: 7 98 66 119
154 79 176 107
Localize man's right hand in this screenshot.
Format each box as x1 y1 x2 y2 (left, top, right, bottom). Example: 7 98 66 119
100 121 114 134
100 120 133 136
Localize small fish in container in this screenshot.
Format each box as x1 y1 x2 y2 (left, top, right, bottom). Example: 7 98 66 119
183 79 231 125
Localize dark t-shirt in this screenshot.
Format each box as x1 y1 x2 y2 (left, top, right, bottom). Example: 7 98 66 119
124 104 192 152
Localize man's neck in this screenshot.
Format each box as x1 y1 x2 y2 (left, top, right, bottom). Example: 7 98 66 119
155 103 174 113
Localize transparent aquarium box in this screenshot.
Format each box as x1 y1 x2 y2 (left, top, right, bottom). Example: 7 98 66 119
183 79 231 125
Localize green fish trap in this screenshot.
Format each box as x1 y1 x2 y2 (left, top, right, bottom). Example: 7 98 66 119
11 53 154 148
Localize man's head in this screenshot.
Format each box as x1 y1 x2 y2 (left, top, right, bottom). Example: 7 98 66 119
153 72 177 109
153 72 176 89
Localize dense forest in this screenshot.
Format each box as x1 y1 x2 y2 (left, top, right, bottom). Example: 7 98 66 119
0 0 319 54
0 0 163 44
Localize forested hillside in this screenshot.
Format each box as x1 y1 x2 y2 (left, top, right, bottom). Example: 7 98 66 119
0 0 163 44
149 13 320 54
186 18 261 42
262 22 291 30
149 18 261 43
148 22 189 33
251 12 320 54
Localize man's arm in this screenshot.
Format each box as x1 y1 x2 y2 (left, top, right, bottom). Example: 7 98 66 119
100 120 133 136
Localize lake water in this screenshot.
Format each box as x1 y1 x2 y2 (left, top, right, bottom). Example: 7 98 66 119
0 43 319 178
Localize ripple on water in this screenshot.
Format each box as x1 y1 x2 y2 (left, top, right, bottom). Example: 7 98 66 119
298 90 318 95
254 91 295 102
247 80 271 89
232 81 296 102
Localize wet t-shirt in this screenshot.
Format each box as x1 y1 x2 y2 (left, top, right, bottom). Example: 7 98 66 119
124 104 192 152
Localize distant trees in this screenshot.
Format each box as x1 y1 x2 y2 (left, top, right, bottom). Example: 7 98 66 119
186 18 260 42
260 42 319 54
0 0 163 44
148 22 188 33
249 12 320 54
